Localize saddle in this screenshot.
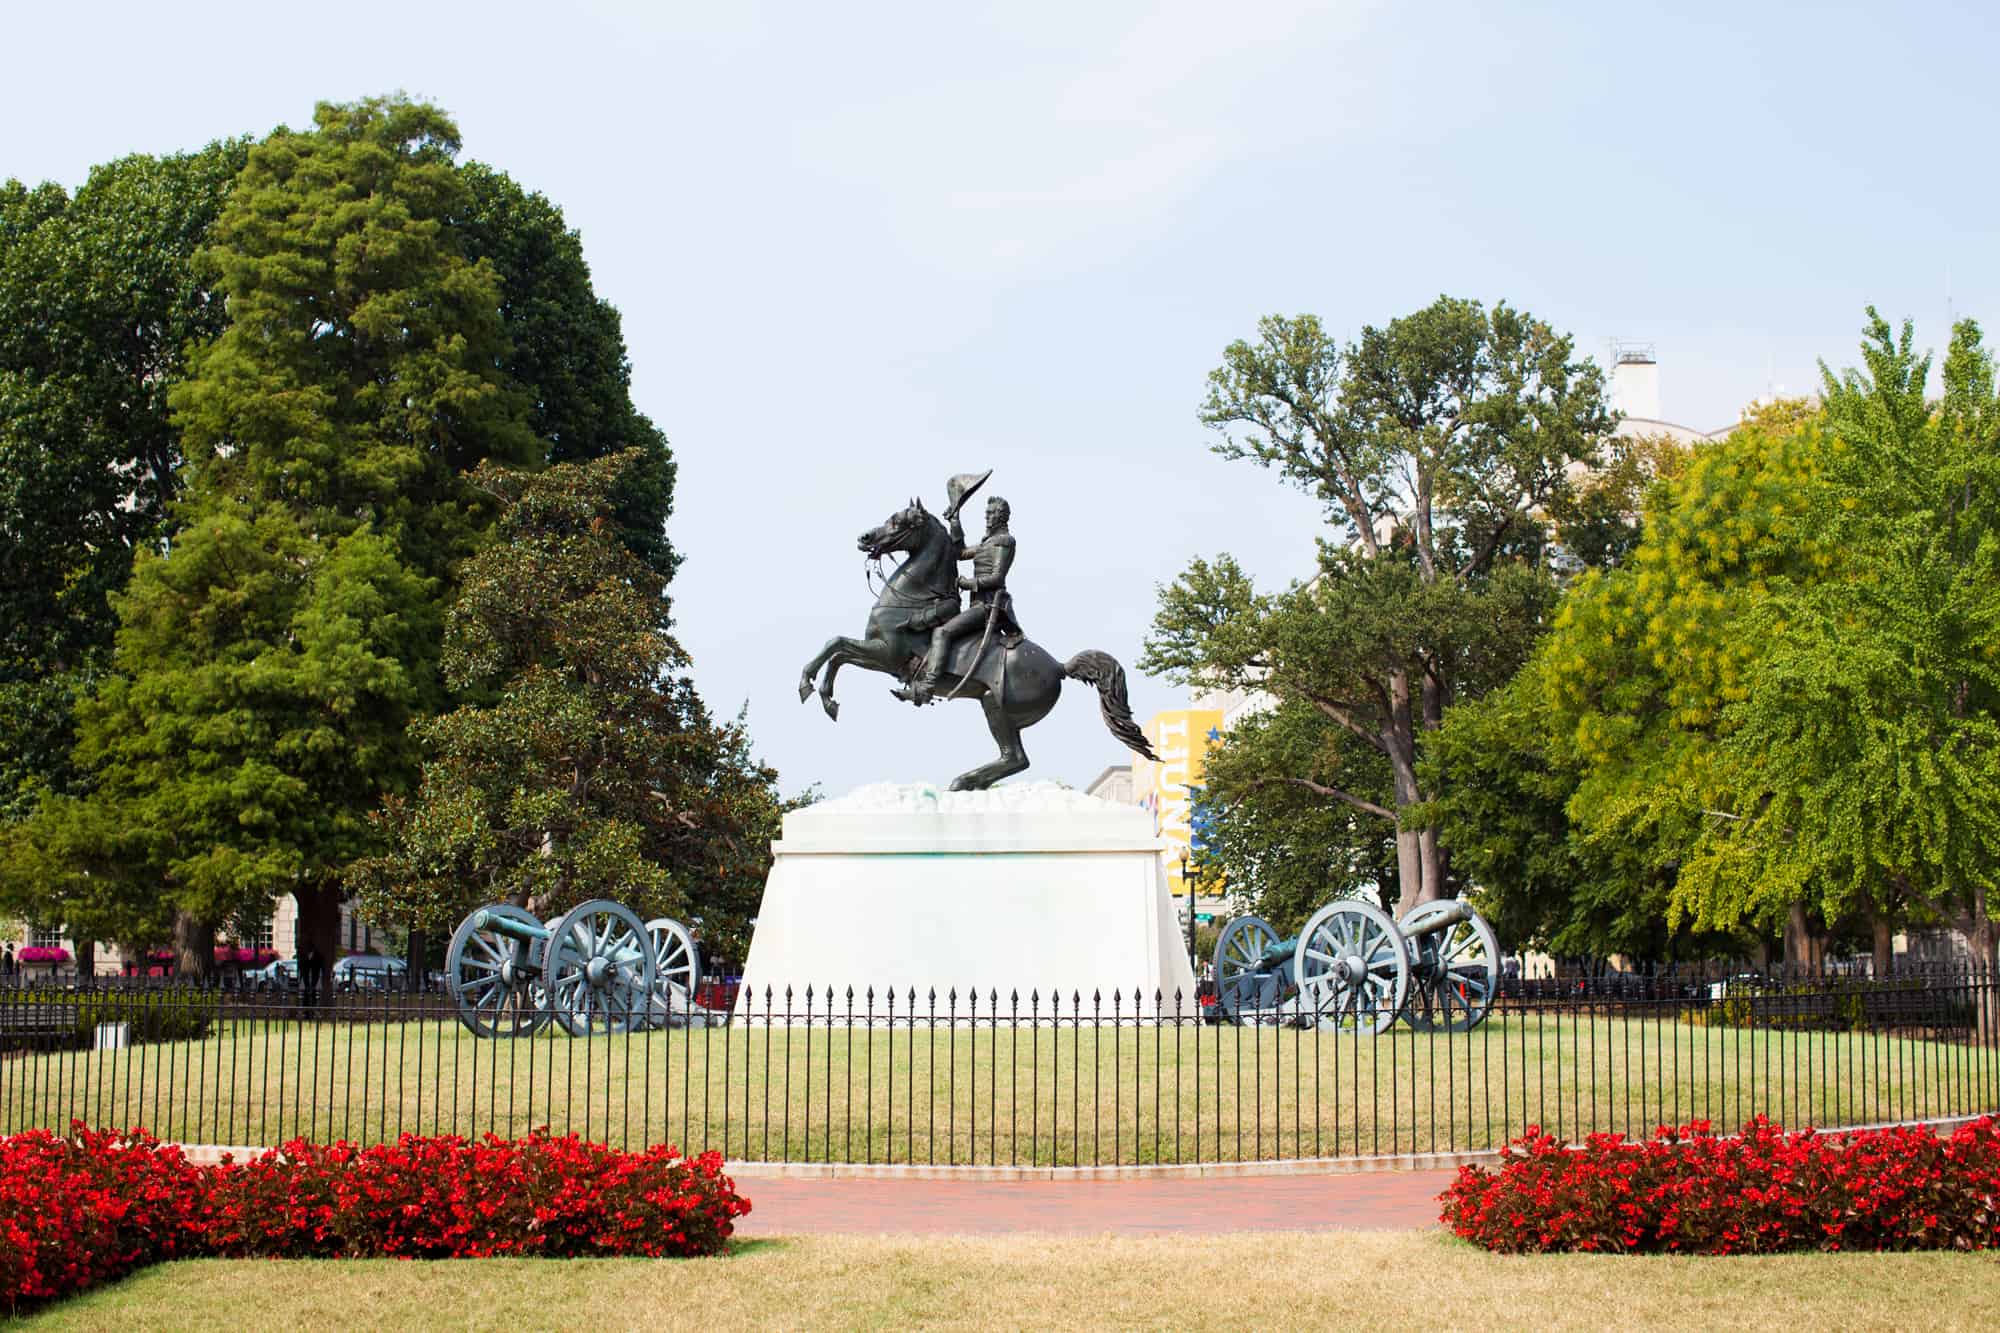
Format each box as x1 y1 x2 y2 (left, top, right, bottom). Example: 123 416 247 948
894 598 1025 702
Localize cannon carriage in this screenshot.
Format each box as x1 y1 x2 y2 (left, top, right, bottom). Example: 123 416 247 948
444 898 706 1037
1211 897 1501 1035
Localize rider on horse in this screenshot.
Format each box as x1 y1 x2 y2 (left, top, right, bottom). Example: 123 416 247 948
903 471 1022 706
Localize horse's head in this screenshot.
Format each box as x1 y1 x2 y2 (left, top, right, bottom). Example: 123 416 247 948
858 497 937 559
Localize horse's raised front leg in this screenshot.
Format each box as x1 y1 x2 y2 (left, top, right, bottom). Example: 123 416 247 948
806 636 900 721
799 635 855 707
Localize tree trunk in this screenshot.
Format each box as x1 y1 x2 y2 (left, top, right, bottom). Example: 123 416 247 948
406 927 429 993
1414 661 1451 908
173 911 215 980
1387 669 1423 916
1783 902 1817 973
1417 826 1447 909
293 885 343 1006
1870 910 1895 978
75 939 96 978
1968 881 1998 1047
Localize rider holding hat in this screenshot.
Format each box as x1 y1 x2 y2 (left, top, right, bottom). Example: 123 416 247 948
906 470 1021 705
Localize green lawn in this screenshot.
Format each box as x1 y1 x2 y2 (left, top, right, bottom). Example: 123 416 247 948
4 1013 1995 1165
21 1233 2000 1331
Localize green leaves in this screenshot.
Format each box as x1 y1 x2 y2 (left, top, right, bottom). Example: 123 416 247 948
1156 297 1614 918
0 141 250 813
1501 312 2000 972
350 455 784 955
172 98 534 587
1681 315 2000 955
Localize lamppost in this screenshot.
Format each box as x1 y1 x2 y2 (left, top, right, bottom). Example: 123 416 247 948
1178 845 1198 974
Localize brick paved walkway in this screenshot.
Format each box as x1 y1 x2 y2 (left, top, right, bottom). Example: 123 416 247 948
733 1170 1456 1235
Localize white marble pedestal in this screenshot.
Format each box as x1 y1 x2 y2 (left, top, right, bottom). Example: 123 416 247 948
736 783 1199 1018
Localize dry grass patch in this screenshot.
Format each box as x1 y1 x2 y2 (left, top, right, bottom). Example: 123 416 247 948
20 1232 2000 1331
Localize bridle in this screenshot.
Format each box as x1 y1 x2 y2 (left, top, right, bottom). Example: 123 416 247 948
862 509 952 611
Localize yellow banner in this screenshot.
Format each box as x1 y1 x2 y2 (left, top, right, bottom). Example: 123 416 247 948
1135 709 1221 893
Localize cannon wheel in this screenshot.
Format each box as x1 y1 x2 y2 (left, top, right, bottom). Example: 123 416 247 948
1399 900 1501 1033
1294 900 1408 1035
545 899 658 1036
1213 915 1285 1023
645 917 701 1026
446 903 552 1039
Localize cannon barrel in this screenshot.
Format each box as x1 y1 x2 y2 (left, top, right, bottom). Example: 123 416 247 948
1398 898 1474 938
470 907 551 943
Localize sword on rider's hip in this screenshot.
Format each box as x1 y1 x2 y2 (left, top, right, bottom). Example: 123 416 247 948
941 589 1001 703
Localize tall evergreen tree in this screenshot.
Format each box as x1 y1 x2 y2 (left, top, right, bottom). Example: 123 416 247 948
171 98 537 590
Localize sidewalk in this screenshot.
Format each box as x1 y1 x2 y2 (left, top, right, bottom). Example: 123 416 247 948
732 1170 1456 1235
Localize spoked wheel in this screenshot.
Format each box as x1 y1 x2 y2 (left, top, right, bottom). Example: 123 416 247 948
644 916 701 1028
1213 914 1289 1023
1294 900 1409 1035
445 903 551 1039
1399 900 1501 1033
544 899 657 1036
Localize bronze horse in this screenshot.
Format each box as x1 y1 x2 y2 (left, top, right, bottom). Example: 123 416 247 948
797 498 1159 790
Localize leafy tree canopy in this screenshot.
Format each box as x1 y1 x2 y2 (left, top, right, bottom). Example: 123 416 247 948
1676 316 2000 975
349 454 785 960
0 142 249 814
1145 298 1616 912
171 97 537 590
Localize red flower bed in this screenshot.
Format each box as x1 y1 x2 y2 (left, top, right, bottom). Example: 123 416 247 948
204 1131 750 1260
0 1125 749 1314
1441 1116 2000 1254
0 1126 207 1312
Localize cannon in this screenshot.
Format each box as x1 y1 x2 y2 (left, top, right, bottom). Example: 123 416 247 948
444 898 704 1038
1211 897 1500 1035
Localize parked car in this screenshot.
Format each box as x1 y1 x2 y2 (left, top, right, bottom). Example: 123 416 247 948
248 959 299 993
333 954 407 992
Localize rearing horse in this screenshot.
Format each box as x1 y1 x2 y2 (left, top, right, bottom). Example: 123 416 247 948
797 497 1159 790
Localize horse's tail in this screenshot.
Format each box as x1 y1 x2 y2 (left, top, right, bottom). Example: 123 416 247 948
1063 650 1160 761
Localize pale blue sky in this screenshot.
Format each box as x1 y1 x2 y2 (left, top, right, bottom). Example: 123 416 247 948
5 2 1992 796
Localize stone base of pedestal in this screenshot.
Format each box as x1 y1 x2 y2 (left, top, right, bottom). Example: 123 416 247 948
736 782 1198 1017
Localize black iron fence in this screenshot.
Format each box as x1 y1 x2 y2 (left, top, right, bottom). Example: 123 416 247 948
2 966 1995 1167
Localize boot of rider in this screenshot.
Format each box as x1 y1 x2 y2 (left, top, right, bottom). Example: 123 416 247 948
911 627 953 703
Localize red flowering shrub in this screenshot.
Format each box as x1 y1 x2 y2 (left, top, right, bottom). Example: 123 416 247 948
1441 1116 2000 1254
0 1126 207 1313
202 1131 750 1260
0 1125 749 1314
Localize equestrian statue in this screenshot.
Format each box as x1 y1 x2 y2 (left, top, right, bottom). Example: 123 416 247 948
797 469 1160 790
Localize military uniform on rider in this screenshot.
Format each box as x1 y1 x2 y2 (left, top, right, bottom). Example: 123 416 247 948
908 493 1019 705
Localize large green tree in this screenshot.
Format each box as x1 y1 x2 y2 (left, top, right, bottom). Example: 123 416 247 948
1673 316 2000 1009
1511 399 1859 965
349 455 785 962
1144 299 1616 913
0 142 249 819
45 511 432 969
12 98 535 973
172 99 537 591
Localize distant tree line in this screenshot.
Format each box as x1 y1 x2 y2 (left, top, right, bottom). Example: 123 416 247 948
0 96 787 975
